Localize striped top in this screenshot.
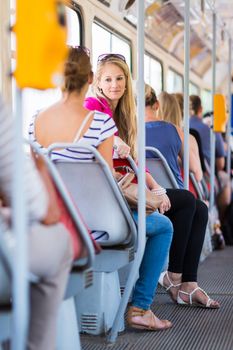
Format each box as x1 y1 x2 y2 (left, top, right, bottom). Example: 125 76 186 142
0 97 48 223
28 110 117 161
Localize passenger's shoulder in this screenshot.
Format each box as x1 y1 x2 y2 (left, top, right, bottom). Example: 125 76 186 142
93 110 112 121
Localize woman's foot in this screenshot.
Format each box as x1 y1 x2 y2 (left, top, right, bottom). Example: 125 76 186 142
158 271 182 302
127 306 172 331
177 282 220 308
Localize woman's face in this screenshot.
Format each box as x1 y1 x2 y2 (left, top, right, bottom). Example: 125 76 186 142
98 63 126 104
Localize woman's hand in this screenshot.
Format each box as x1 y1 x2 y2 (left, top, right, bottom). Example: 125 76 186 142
114 136 130 158
158 194 171 214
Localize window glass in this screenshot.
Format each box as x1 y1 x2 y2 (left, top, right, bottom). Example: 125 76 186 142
167 69 183 93
18 5 81 137
92 23 111 71
144 54 162 94
66 6 81 46
150 57 162 94
112 35 131 68
189 82 199 96
144 54 150 86
201 89 212 114
92 21 131 71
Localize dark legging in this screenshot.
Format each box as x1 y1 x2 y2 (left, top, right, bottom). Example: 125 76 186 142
165 189 208 282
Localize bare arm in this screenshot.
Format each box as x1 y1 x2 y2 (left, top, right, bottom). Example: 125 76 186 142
176 127 203 182
114 136 131 158
216 157 225 171
97 135 114 170
146 172 171 214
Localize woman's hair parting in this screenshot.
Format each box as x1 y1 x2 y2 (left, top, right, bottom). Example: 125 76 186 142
145 84 158 107
63 47 92 93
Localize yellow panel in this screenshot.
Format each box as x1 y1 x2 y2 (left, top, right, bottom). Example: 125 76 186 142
213 94 228 133
13 0 69 89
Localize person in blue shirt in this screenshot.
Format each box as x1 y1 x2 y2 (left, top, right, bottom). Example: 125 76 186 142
144 84 219 309
189 95 231 221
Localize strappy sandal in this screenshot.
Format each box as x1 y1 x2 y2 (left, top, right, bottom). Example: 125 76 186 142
177 287 220 309
158 271 181 302
127 307 172 331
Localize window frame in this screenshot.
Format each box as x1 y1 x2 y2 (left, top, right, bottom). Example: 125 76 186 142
189 81 200 96
144 51 164 93
71 1 84 45
167 67 184 93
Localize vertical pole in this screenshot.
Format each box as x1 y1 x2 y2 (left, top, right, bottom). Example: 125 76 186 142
137 0 146 242
227 38 232 177
183 0 190 189
210 12 217 211
12 88 29 350
108 1 146 344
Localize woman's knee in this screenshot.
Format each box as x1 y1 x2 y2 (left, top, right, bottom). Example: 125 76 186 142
195 199 208 224
167 189 196 211
146 211 173 237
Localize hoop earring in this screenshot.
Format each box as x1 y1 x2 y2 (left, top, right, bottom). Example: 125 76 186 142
98 87 103 94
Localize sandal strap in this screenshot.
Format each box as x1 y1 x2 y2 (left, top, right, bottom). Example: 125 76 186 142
179 287 211 306
165 272 181 291
128 307 146 317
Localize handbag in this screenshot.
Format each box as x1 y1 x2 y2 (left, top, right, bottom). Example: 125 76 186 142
115 167 163 215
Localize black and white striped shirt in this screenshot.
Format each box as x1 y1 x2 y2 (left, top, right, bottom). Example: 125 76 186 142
29 110 117 161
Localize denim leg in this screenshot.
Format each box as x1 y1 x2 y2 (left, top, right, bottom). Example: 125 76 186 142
131 211 173 310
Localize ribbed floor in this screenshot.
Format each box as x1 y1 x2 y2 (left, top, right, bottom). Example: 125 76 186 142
81 247 233 350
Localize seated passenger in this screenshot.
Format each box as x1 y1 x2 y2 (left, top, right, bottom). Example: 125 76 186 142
29 46 116 168
156 90 203 183
173 92 207 173
85 59 219 310
189 95 231 221
0 96 73 350
29 48 173 330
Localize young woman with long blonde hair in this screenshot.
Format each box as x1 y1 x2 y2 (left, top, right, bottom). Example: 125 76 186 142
86 62 220 313
85 53 173 331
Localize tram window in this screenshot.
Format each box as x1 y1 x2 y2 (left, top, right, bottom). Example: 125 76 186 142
144 53 163 94
66 6 81 46
201 89 212 113
167 69 183 93
12 5 82 137
92 22 131 71
189 82 199 95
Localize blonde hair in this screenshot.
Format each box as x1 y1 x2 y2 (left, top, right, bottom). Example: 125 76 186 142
158 91 182 127
145 84 158 107
93 57 137 159
173 93 184 118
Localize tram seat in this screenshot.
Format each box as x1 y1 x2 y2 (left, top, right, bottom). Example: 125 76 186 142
30 142 96 350
145 146 179 189
189 172 204 200
145 147 212 262
188 173 212 260
0 218 13 346
48 143 139 336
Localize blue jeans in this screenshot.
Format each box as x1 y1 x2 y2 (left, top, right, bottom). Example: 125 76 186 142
131 211 173 310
